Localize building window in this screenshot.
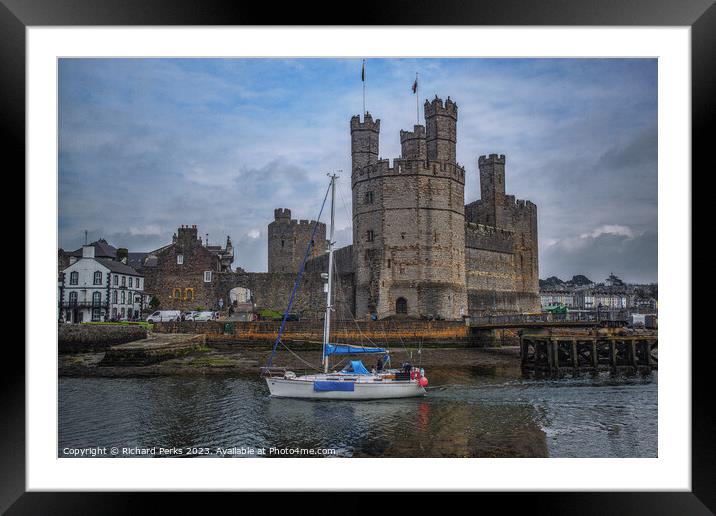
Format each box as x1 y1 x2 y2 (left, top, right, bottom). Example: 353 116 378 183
112 307 117 319
92 291 101 305
365 191 374 204
136 278 141 290
121 291 126 304
173 288 182 299
93 271 103 285
396 297 408 314
204 271 212 283
186 288 194 301
113 275 118 286
177 254 184 265
129 277 133 287
366 230 374 242
121 308 126 318
92 308 101 322
121 276 126 287
69 291 78 303
387 259 391 268
69 271 78 285
112 290 118 304
281 240 285 248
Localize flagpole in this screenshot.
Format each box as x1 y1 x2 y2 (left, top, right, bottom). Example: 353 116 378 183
415 72 419 124
362 59 366 115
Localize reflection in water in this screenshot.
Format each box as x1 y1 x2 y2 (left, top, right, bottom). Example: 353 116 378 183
58 369 657 458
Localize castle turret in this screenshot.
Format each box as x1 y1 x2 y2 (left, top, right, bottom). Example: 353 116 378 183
425 96 457 163
478 154 507 228
268 208 327 274
400 125 427 160
350 113 380 173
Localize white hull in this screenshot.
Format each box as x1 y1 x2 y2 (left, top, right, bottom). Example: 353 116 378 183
266 376 426 400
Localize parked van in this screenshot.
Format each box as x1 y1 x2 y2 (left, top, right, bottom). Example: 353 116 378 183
146 310 181 323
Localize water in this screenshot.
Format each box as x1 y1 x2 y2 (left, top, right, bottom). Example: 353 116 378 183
58 369 657 458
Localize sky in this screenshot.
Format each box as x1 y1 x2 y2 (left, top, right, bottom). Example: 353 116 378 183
58 58 657 283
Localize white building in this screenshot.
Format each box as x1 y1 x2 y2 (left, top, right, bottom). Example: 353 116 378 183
59 245 146 323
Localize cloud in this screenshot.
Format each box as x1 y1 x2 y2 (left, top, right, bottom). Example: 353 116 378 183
58 58 657 282
541 229 657 284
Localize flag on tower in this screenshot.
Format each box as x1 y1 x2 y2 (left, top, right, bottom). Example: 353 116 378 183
412 76 418 93
361 60 365 82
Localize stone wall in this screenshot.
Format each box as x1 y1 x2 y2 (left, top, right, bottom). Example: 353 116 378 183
58 323 147 353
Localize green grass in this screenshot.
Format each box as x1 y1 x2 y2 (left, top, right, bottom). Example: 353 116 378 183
82 321 154 330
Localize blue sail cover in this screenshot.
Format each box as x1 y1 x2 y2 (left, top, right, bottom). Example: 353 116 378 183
324 344 387 357
314 381 355 392
341 360 371 375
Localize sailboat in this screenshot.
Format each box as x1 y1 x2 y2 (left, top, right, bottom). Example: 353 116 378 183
262 174 428 400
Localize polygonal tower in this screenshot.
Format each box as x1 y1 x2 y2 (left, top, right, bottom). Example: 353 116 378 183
351 97 467 321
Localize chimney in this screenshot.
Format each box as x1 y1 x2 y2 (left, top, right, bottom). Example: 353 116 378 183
82 245 95 258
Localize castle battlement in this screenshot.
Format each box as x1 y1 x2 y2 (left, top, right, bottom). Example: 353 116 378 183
465 222 515 253
350 113 380 131
274 208 291 221
478 153 506 165
424 96 458 119
352 158 465 185
399 125 426 142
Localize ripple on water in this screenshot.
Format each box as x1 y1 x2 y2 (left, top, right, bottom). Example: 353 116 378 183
58 370 656 458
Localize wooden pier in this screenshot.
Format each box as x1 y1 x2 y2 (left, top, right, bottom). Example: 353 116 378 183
520 330 657 375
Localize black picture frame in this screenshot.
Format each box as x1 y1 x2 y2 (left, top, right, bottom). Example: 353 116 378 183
3 0 708 512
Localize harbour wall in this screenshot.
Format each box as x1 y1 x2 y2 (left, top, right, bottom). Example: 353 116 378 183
152 319 471 348
58 324 148 353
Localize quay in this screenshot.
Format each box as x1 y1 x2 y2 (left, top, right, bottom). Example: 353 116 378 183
519 329 657 375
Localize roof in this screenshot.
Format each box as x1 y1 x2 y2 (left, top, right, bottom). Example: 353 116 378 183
95 257 142 276
127 252 149 268
69 239 117 259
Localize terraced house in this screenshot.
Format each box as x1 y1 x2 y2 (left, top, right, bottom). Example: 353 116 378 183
58 245 146 322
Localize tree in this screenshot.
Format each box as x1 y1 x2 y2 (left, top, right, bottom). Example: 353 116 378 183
149 296 160 309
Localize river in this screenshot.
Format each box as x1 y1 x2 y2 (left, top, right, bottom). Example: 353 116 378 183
58 366 657 458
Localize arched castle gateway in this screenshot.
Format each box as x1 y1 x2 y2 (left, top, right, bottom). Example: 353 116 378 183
143 96 539 321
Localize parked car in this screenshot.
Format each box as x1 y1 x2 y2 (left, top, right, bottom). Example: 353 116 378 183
189 311 215 322
146 310 182 323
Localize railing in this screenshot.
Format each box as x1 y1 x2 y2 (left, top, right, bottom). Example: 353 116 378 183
471 310 629 327
60 301 105 309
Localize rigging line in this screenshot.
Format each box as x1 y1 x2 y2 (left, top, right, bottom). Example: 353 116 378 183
279 339 322 371
332 256 380 347
266 182 332 369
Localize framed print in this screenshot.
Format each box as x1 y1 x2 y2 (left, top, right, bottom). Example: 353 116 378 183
4 0 710 511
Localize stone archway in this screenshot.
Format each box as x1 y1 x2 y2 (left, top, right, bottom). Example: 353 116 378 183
229 286 254 321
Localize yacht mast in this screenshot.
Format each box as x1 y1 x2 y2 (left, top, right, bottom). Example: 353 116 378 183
323 173 338 373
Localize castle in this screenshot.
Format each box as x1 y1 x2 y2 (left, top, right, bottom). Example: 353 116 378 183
130 95 539 320
267 95 539 320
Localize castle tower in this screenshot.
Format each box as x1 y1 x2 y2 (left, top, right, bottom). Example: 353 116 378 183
350 113 380 172
268 208 327 274
351 96 467 321
478 154 508 228
400 125 426 160
424 96 457 163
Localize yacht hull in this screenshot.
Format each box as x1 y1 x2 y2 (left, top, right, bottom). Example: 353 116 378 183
265 377 426 400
